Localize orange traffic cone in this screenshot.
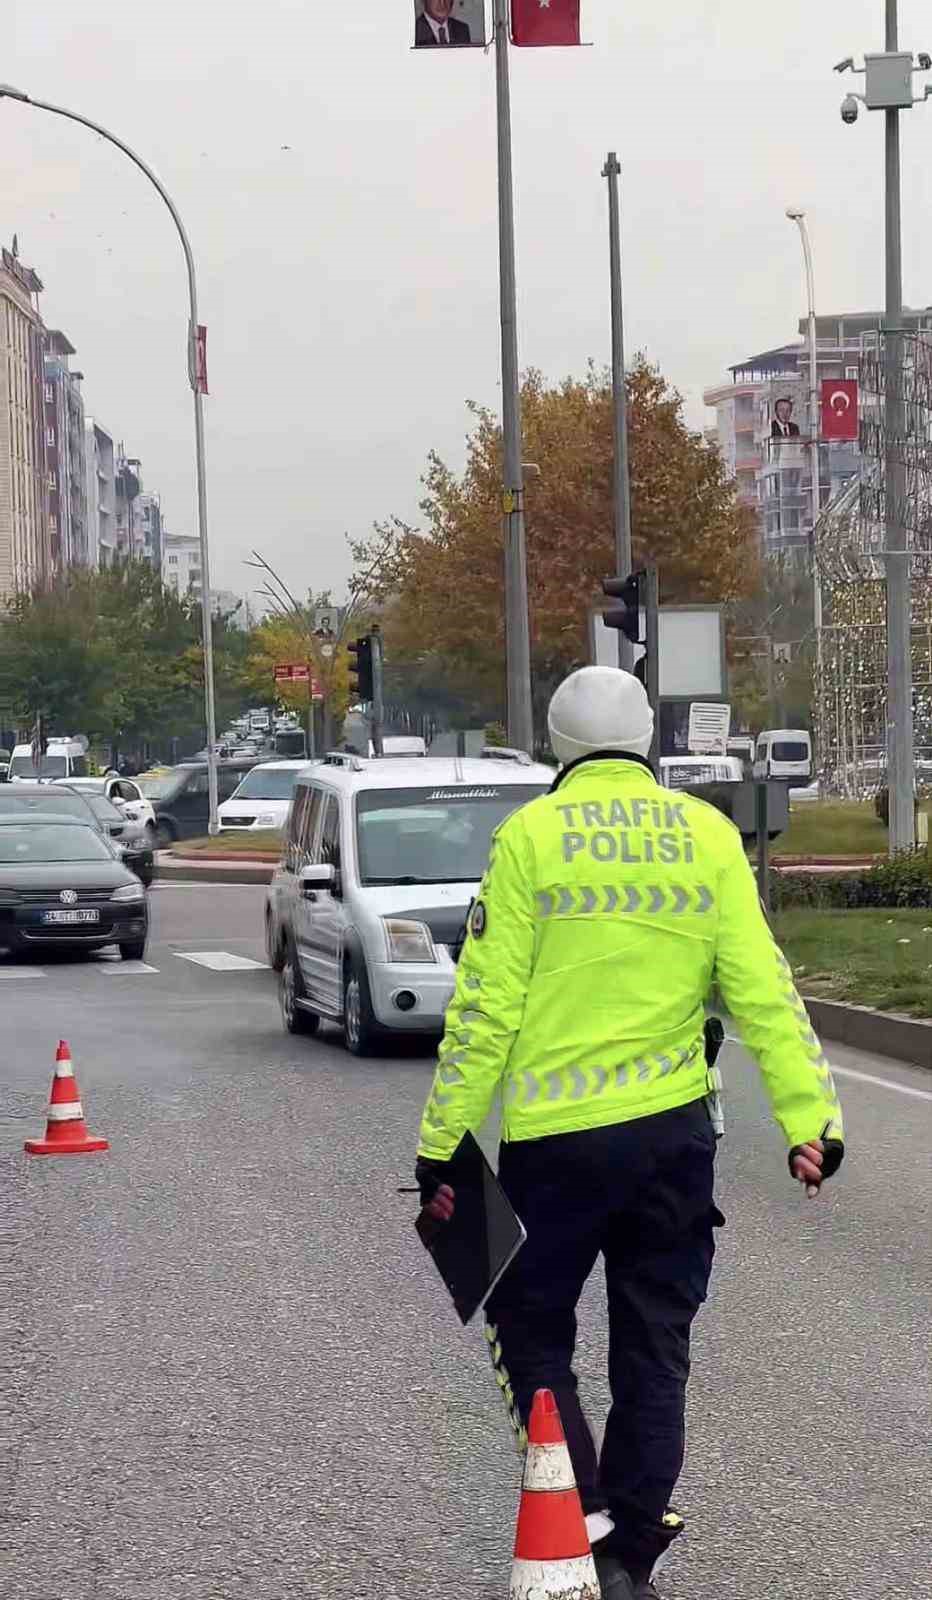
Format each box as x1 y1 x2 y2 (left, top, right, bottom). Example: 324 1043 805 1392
509 1389 600 1600
24 1041 109 1156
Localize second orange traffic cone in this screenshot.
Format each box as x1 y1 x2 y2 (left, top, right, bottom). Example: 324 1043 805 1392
509 1389 600 1600
24 1041 109 1156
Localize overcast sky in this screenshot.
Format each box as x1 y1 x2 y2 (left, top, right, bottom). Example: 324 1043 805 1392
4 2 931 605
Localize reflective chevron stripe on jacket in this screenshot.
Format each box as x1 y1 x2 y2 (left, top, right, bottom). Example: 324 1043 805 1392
417 757 844 1158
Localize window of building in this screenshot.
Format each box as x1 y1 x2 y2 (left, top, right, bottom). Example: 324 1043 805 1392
44 382 54 404
46 426 55 446
845 366 858 381
48 471 57 491
168 555 178 565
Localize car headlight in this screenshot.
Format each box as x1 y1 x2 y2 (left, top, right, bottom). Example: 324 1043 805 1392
111 882 146 903
254 812 278 827
383 918 436 963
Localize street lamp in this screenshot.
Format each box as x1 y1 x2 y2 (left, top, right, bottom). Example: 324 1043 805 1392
785 208 824 688
0 83 221 832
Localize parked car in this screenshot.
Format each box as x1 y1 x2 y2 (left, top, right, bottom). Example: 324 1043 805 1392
137 758 261 844
0 814 148 960
267 752 553 1055
218 760 310 832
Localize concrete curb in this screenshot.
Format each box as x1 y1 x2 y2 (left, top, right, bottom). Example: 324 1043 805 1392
804 996 932 1071
155 859 273 885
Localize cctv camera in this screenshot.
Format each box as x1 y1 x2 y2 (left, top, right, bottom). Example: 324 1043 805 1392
834 56 855 74
841 94 859 124
918 52 932 71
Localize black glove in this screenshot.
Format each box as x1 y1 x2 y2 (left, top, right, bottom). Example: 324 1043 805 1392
787 1124 845 1187
415 1156 454 1205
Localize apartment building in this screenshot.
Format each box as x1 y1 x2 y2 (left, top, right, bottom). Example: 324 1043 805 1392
0 241 51 601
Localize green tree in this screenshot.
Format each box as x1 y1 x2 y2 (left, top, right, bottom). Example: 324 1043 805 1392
351 360 759 727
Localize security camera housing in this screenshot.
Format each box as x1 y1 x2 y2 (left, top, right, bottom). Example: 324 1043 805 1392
841 94 859 124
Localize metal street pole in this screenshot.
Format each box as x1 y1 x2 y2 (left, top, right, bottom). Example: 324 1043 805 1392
786 210 824 692
0 85 221 832
882 0 915 850
644 566 660 768
603 152 634 670
494 0 533 753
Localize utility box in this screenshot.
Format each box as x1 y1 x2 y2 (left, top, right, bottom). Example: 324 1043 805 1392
864 52 914 109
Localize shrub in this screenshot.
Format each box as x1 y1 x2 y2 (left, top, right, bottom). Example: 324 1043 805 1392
772 848 932 910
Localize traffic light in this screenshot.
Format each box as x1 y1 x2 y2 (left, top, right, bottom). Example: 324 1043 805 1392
601 572 643 644
347 634 374 702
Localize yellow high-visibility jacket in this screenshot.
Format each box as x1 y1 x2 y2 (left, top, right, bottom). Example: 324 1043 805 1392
418 756 843 1160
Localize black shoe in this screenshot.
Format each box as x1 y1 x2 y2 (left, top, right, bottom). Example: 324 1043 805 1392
593 1552 637 1600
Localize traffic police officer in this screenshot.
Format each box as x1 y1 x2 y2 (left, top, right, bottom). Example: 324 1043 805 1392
415 666 844 1600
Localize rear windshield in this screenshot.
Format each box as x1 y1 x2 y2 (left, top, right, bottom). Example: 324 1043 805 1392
9 753 88 779
355 783 547 886
0 790 92 819
232 767 301 801
772 742 809 762
0 823 111 863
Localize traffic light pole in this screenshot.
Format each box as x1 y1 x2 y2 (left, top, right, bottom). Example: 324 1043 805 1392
603 151 634 672
645 566 660 768
370 626 384 757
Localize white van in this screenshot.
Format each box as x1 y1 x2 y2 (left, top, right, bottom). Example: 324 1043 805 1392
9 735 90 783
660 755 744 790
267 751 553 1053
218 759 309 831
753 729 812 782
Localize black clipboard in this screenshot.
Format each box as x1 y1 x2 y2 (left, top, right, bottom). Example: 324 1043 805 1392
415 1131 526 1325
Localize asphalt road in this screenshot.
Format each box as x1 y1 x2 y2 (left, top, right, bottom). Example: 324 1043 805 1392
1 884 930 1600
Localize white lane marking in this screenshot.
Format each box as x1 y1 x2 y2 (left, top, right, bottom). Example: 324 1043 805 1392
830 1063 932 1103
98 961 159 975
0 967 46 979
175 951 268 972
724 1033 932 1102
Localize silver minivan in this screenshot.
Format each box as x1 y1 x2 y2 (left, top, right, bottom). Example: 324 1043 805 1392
266 752 553 1055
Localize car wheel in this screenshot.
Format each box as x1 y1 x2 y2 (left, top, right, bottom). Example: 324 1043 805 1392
281 943 319 1036
344 958 380 1057
119 939 147 962
155 819 175 850
266 912 286 972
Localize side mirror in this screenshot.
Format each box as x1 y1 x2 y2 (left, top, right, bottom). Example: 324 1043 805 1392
109 821 125 838
298 862 336 899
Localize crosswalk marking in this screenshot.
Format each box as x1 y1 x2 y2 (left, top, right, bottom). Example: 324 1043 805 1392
98 961 159 975
176 951 268 972
0 967 46 979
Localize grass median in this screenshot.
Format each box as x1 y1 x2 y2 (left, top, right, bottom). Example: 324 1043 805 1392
169 830 283 857
774 907 932 1018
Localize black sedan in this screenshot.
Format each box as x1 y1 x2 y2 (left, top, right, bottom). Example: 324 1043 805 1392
0 816 149 961
0 783 153 886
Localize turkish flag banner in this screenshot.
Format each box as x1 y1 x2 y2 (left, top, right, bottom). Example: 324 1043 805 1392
511 0 581 47
820 378 858 442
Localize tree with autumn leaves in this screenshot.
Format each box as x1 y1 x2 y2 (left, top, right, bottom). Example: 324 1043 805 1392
351 359 759 729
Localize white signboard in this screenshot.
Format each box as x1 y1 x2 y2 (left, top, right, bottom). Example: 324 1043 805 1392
688 702 731 755
591 606 725 698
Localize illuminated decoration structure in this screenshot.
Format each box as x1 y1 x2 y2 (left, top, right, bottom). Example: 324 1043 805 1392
815 330 932 795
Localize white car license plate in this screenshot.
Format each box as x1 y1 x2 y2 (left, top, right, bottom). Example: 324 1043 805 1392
42 909 100 925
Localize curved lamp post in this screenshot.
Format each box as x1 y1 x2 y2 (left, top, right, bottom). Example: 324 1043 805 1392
0 84 220 832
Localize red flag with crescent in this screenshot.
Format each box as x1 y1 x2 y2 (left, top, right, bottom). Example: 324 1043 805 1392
820 378 858 441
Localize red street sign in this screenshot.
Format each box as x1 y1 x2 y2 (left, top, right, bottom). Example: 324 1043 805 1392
820 378 858 442
274 663 310 683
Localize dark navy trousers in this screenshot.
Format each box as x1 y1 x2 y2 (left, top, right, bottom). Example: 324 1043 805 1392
487 1098 723 1578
